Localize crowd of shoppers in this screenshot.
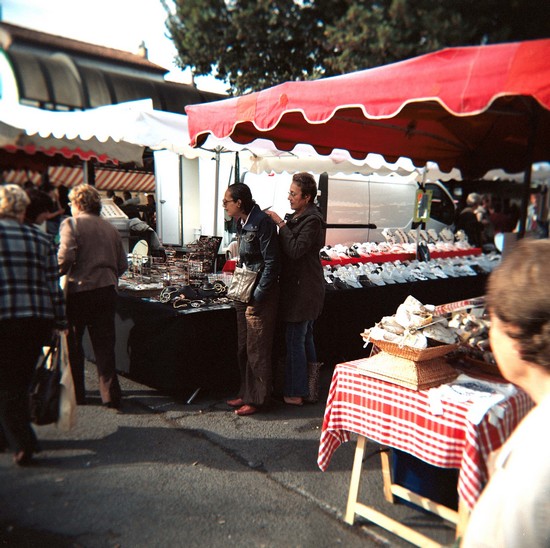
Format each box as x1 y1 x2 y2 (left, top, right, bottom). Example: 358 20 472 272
1 182 127 466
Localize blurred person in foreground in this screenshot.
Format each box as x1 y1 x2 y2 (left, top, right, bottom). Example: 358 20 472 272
223 183 280 416
266 172 325 405
0 184 66 465
58 185 127 409
462 238 550 547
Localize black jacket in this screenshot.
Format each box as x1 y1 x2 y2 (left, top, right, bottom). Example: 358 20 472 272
238 204 280 302
279 203 325 322
456 207 483 248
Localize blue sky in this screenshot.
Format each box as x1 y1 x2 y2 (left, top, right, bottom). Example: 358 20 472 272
1 0 227 93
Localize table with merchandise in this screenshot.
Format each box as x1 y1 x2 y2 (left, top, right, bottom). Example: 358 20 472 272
318 359 534 546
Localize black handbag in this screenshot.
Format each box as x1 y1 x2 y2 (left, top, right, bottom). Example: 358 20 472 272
29 335 62 426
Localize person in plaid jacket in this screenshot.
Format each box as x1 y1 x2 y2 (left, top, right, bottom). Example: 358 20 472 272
0 184 66 465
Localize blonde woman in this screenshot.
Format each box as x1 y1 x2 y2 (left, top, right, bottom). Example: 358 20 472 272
58 185 127 409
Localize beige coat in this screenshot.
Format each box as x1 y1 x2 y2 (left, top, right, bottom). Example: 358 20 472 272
58 213 128 294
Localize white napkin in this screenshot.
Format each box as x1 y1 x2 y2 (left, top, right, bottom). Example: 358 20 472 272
428 374 516 425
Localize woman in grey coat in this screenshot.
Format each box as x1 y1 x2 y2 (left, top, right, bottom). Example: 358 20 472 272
266 172 325 405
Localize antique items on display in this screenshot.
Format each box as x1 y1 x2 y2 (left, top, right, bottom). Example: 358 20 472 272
119 235 231 310
157 281 229 309
444 301 500 376
320 226 473 262
186 236 223 286
319 227 500 291
360 294 501 389
323 253 499 289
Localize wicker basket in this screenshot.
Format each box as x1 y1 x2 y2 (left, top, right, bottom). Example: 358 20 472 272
361 333 458 361
354 351 459 390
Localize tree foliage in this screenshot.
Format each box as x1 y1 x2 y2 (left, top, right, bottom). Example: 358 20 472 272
163 0 550 95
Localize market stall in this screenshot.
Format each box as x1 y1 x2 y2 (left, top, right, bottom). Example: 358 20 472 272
186 38 550 237
314 292 534 545
113 251 490 398
316 271 488 366
318 360 533 545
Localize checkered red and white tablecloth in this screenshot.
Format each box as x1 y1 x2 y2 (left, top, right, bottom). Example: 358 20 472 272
318 360 534 510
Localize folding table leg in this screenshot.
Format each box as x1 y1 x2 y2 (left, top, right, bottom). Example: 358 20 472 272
456 498 470 539
343 435 452 547
379 447 395 503
345 434 367 524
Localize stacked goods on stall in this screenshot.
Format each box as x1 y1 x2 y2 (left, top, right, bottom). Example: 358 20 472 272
436 298 501 377
360 295 459 390
361 295 504 385
186 236 223 286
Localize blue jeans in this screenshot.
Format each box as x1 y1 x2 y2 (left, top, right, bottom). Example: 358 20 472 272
284 320 317 397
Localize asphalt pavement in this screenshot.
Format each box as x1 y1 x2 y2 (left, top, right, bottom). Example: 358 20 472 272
1 362 457 548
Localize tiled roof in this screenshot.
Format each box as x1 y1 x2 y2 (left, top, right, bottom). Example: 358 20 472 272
0 21 168 74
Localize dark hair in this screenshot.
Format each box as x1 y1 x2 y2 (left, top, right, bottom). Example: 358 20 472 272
57 185 70 209
25 188 54 223
487 239 550 370
227 183 255 215
292 172 317 203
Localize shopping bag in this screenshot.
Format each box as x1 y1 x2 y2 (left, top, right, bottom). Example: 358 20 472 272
29 334 62 426
57 332 76 431
226 264 258 303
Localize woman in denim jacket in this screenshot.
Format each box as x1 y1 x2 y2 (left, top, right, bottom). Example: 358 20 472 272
224 183 280 416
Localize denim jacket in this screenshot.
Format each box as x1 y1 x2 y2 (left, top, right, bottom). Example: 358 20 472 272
238 204 280 302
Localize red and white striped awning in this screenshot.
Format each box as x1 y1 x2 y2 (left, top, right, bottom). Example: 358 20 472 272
2 165 155 193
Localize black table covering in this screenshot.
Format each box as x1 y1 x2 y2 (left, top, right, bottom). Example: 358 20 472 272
115 294 239 400
314 274 489 366
112 274 488 400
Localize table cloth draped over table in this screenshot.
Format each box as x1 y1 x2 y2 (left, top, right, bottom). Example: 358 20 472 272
318 361 534 510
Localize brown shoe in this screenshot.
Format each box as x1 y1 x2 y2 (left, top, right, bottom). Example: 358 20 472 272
227 397 245 408
235 404 258 416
